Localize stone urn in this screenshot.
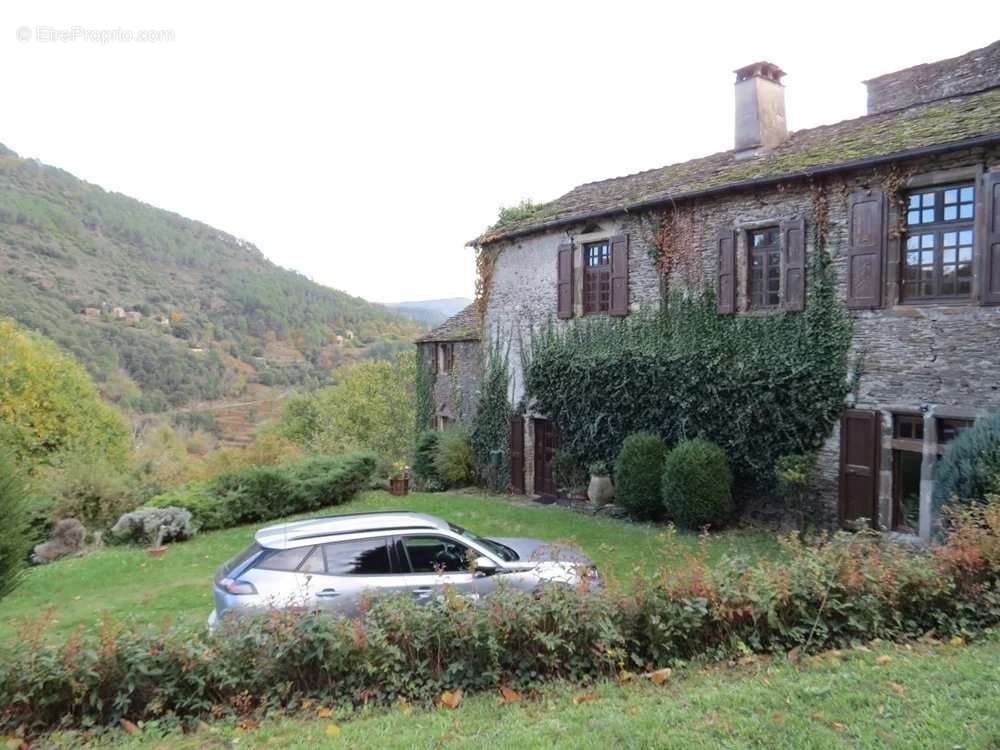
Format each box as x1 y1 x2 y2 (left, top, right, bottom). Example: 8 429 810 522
587 463 614 505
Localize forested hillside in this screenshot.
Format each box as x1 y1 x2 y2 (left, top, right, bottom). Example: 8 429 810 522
0 144 422 413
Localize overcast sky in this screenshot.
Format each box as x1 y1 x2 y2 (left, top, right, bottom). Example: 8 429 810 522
2 2 998 303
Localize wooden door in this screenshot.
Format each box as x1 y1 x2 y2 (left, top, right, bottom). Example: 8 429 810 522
510 416 525 495
839 409 880 528
533 418 559 497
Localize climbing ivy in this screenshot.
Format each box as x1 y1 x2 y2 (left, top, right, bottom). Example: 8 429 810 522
471 341 512 491
525 234 853 497
414 353 435 436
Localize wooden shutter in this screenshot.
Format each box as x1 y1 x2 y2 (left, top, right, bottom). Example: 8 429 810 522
509 416 525 494
609 234 629 316
557 242 574 319
430 344 438 374
716 230 737 314
839 409 880 529
847 189 886 309
983 171 1000 306
781 218 806 312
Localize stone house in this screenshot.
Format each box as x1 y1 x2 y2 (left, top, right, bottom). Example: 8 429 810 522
470 41 1000 538
415 304 483 431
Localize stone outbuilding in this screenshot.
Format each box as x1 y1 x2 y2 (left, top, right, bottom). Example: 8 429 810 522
415 304 483 431
470 40 1000 539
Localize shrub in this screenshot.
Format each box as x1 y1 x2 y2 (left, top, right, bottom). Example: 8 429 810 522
552 450 586 495
471 343 513 491
4 496 1000 735
0 451 30 599
412 430 441 490
662 439 733 529
110 506 195 546
31 518 86 564
774 452 818 511
614 433 667 519
934 411 1000 518
589 461 610 476
39 457 137 530
147 452 376 532
434 426 475 488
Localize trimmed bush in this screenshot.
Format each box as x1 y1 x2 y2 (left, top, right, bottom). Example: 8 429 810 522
412 430 441 490
934 411 1000 518
147 452 376 531
614 433 667 519
110 506 195 545
661 439 733 529
0 451 30 599
3 497 1000 735
434 426 475 488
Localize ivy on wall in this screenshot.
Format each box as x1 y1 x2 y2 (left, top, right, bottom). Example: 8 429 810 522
471 341 513 491
525 233 853 496
415 351 435 435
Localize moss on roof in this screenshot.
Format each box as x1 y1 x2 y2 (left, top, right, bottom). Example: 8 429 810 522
477 88 1000 244
415 304 480 343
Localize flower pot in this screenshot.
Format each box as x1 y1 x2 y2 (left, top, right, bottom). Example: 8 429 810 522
148 546 168 558
587 475 614 505
389 476 410 496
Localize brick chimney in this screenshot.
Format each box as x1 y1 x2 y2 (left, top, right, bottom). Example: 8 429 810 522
734 61 787 152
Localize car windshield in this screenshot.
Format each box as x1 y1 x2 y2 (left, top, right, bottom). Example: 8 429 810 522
449 523 517 561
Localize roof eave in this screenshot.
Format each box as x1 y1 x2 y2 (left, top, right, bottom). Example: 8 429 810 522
470 132 1000 247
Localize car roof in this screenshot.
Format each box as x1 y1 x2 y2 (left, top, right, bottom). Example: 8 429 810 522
254 511 450 550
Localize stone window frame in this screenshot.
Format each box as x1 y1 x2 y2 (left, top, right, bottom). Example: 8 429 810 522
733 218 794 314
885 165 986 307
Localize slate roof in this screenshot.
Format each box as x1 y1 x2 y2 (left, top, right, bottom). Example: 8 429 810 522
475 87 1000 245
415 304 480 343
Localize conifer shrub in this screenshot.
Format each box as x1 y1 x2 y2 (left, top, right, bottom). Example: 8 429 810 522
934 411 1000 519
614 433 668 519
434 426 475 488
412 430 442 490
661 438 733 529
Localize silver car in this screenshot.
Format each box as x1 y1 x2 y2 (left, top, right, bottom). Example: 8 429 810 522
208 511 600 627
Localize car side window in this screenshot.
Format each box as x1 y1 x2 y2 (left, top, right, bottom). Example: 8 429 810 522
400 535 472 574
322 538 392 575
298 546 326 574
255 546 316 572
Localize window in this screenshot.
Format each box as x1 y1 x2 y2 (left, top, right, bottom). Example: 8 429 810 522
399 535 472 573
748 227 781 309
255 546 316 572
583 240 611 314
903 184 975 301
438 343 454 373
322 538 392 575
938 417 973 445
892 414 925 534
894 414 924 441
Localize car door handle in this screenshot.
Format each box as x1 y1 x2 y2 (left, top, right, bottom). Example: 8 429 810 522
316 588 339 598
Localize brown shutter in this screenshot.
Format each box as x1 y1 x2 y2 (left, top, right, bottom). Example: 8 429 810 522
839 409 880 529
847 189 886 309
716 230 737 314
430 344 438 374
609 234 629 316
557 242 574 319
983 171 1000 306
781 218 806 312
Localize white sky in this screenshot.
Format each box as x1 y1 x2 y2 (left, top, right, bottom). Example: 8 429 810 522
1 1 998 303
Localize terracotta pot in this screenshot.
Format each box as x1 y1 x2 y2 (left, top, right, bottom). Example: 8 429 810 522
587 475 614 505
389 476 410 496
148 546 168 558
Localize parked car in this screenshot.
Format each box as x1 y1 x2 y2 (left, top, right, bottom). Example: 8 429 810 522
208 510 600 627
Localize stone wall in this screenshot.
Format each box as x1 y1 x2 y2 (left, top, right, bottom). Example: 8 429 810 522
865 40 1000 114
417 339 483 428
486 145 1000 524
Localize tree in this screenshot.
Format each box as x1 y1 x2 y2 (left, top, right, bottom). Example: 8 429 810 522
0 449 30 599
0 319 129 468
278 351 416 466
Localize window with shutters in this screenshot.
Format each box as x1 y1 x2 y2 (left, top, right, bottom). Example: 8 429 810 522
583 240 611 314
748 227 781 309
438 343 454 373
902 184 975 301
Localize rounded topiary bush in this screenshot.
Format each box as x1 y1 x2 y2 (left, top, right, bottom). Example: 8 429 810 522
933 411 1000 516
613 432 667 519
661 438 733 529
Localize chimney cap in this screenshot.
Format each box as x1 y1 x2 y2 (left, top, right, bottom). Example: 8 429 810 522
734 61 786 84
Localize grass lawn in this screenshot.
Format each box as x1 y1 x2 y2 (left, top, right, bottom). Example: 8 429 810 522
0 490 782 642
47 633 1000 749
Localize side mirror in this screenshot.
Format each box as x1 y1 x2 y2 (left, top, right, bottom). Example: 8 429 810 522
473 556 498 575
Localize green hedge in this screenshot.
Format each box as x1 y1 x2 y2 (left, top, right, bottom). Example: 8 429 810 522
525 247 852 496
148 452 376 531
3 498 999 734
661 439 733 529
